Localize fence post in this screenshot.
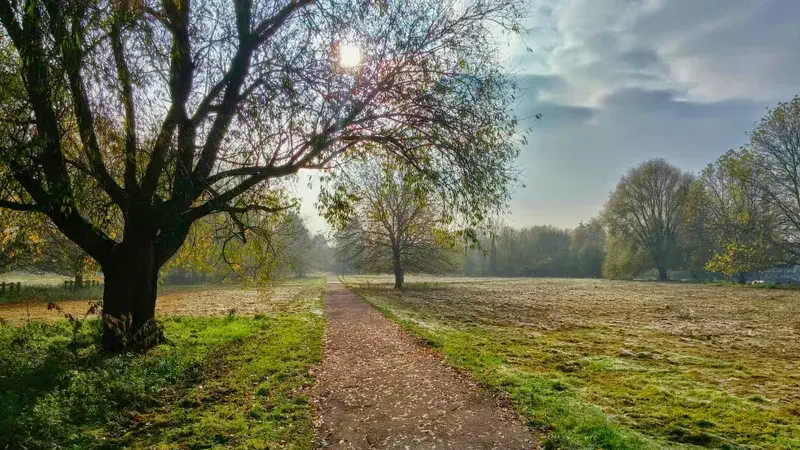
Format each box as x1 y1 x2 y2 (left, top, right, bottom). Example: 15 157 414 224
0 282 5 295
16 282 20 293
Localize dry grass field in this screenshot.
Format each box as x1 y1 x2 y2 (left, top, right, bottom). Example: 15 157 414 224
0 270 76 286
346 276 800 449
0 281 323 325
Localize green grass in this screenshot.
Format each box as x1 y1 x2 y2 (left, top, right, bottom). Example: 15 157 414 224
348 278 800 449
0 282 325 449
356 294 653 449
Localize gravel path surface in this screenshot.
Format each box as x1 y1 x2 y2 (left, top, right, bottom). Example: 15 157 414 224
311 282 536 449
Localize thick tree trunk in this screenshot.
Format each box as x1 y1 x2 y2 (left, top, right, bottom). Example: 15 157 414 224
391 241 405 289
394 264 404 289
74 273 83 289
657 266 668 281
100 241 162 351
737 272 747 284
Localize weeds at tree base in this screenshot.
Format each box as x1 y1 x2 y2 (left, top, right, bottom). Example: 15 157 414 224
103 313 167 351
46 300 101 357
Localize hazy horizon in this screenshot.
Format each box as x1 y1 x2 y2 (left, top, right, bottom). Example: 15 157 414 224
297 0 800 235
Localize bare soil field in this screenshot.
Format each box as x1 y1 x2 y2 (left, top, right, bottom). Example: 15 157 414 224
347 276 800 449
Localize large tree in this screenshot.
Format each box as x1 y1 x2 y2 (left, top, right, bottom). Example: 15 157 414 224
602 159 694 281
333 162 459 289
0 0 524 348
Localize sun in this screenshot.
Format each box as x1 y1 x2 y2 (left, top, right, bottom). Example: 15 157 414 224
339 44 361 68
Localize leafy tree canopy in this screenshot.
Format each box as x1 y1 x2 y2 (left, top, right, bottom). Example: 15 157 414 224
0 0 526 347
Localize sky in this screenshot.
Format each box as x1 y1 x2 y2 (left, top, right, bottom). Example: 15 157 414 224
297 0 800 234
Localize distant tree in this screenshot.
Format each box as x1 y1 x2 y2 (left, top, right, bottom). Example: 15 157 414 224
519 226 571 276
461 221 605 278
494 226 522 275
312 233 334 272
334 163 458 289
570 219 606 278
489 236 499 276
602 159 694 281
602 233 648 280
699 150 781 283
747 96 800 258
0 0 525 349
680 180 716 279
331 217 363 276
280 213 330 278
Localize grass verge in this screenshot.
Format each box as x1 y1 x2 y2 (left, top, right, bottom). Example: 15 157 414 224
0 281 325 449
352 290 651 449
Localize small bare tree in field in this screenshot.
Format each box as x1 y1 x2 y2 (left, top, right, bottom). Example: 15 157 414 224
334 162 458 289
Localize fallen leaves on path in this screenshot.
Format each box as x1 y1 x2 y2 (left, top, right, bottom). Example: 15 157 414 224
311 283 537 449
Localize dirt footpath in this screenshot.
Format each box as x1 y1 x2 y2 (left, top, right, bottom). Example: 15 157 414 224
311 282 536 449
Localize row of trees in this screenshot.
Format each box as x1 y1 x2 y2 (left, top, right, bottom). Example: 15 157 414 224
162 210 332 284
461 220 605 278
1 206 332 287
602 97 800 282
354 96 799 284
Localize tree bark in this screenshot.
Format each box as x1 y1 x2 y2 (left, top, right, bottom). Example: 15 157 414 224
394 263 404 289
100 241 162 351
657 266 668 281
392 244 404 289
74 273 83 289
737 272 747 284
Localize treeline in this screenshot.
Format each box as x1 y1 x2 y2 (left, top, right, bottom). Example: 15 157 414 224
464 96 800 283
161 211 333 285
600 97 800 282
462 221 605 278
1 207 335 287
